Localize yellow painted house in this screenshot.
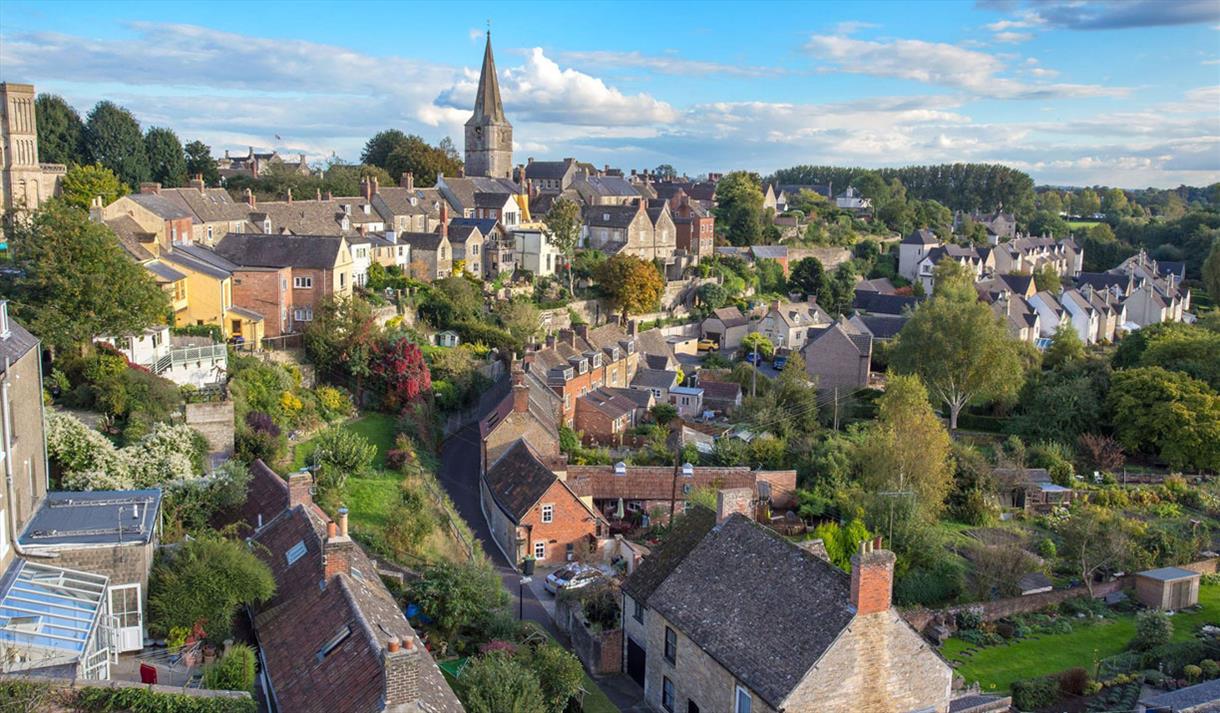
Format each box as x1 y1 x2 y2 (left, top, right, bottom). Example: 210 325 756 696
162 245 264 348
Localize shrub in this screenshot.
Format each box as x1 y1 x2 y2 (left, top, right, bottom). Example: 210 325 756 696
1037 537 1057 558
1131 610 1173 652
581 585 621 631
1059 667 1090 696
455 652 546 713
1202 659 1220 678
523 642 585 713
148 536 276 643
1185 664 1203 682
1011 676 1058 711
47 410 205 490
73 687 256 713
245 410 280 436
1142 641 1215 677
203 643 257 692
235 426 284 464
956 608 983 631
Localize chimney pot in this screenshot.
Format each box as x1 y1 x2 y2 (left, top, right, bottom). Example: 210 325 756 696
325 191 333 201
245 188 256 209
327 521 338 538
387 637 401 653
338 506 349 538
287 187 293 204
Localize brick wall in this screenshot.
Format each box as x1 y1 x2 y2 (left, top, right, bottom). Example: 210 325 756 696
520 480 597 566
574 398 623 447
569 609 623 675
906 577 1132 631
232 268 291 337
185 400 235 458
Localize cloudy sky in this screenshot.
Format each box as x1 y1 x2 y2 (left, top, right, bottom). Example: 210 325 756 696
2 0 1218 187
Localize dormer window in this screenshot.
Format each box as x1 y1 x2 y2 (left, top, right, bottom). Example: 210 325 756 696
614 462 627 476
262 219 272 234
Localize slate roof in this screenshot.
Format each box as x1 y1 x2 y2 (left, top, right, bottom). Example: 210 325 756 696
371 187 432 218
144 260 187 284
469 32 508 125
578 387 635 420
399 230 447 252
578 174 639 198
768 301 832 328
215 233 346 270
993 467 1051 485
163 244 239 279
483 439 557 523
853 290 919 315
751 245 787 261
855 277 896 294
620 506 716 605
851 313 908 339
0 316 40 370
441 177 519 212
708 306 748 328
647 514 855 708
699 379 741 404
158 186 251 225
806 320 872 357
1138 678 1220 711
902 228 940 245
255 199 380 236
632 368 679 390
19 489 162 547
127 192 193 221
447 223 481 245
449 217 499 237
105 215 156 261
524 160 576 181
584 204 642 229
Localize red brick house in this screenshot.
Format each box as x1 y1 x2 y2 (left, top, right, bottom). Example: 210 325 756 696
480 439 605 567
231 266 293 338
525 324 639 426
574 387 652 446
669 189 714 260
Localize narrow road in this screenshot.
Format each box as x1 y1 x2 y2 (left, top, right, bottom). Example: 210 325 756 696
437 419 645 711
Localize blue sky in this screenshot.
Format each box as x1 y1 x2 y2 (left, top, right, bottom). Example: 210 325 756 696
2 0 1218 187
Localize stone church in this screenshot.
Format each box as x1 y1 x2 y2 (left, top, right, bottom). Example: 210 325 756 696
464 32 513 179
0 82 66 214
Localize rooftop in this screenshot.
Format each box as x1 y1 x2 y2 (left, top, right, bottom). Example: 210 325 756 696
20 489 162 547
1138 566 1200 582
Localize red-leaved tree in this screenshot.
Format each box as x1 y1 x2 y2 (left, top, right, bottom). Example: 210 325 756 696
372 337 432 411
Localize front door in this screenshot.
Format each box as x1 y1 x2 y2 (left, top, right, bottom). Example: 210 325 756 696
627 637 646 687
108 584 143 652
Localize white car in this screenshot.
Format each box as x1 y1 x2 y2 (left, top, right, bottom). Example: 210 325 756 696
544 565 601 595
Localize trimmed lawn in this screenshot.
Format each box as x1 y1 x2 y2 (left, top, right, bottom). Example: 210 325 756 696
292 412 398 470
944 584 1220 692
1067 220 1101 230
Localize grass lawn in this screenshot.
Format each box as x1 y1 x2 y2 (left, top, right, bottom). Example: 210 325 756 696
580 672 621 713
943 584 1220 692
292 412 399 470
1067 220 1101 230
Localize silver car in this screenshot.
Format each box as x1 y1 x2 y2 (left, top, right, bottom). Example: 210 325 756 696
544 565 601 594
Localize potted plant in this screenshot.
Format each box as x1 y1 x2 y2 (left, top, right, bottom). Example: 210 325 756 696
521 555 536 576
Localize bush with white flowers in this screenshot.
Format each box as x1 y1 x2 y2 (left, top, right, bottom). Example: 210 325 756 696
47 411 204 491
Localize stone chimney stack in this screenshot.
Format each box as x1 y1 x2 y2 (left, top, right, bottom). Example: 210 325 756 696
89 196 105 223
140 182 161 195
511 362 529 414
439 202 449 240
286 187 293 204
245 188 256 209
190 175 205 192
287 470 313 508
323 506 354 580
715 488 753 524
383 635 421 711
401 172 415 190
850 537 896 616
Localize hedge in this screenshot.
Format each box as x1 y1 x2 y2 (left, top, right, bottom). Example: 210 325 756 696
1011 675 1058 711
74 686 257 713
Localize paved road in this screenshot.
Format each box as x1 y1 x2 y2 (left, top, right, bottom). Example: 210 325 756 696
437 422 646 712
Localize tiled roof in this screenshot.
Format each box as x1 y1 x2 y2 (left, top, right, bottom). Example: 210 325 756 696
0 316 39 371
483 439 556 523
577 174 638 197
567 465 756 502
902 228 940 245
851 313 908 339
441 177 519 212
632 368 679 390
215 233 346 270
163 244 239 279
158 187 251 225
853 291 919 315
855 277 896 295
698 379 741 403
105 215 156 261
371 187 431 218
128 192 193 221
399 230 447 252
578 387 634 419
620 506 716 605
524 160 576 181
648 514 855 708
708 306 748 328
447 223 481 245
584 204 641 229
255 199 380 236
769 301 832 328
1138 678 1220 711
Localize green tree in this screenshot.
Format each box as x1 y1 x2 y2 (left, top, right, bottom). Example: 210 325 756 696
144 127 187 187
383 135 463 187
1138 324 1220 390
496 299 541 344
1057 506 1130 596
788 256 825 297
1203 237 1220 306
741 332 775 359
542 198 582 295
1032 263 1060 292
148 537 275 642
1043 322 1084 369
696 282 727 309
3 201 168 351
1071 189 1101 216
311 425 377 485
1108 367 1220 471
595 254 664 321
1101 188 1130 217
59 163 128 210
303 296 379 395
856 374 954 535
360 129 411 168
525 643 585 713
713 171 765 246
35 93 85 165
650 403 678 425
184 140 220 186
84 100 149 187
457 652 546 713
756 258 787 295
1028 210 1069 238
1038 190 1063 214
1131 610 1173 651
408 561 508 643
891 261 1023 430
817 263 857 316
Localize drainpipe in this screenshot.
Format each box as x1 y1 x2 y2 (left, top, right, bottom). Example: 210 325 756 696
2 359 56 559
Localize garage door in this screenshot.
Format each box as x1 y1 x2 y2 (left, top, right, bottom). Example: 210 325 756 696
627 637 646 687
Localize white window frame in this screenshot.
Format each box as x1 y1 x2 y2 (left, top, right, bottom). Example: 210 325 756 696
735 686 752 713
533 541 545 560
293 308 313 322
541 504 554 524
293 276 313 289
286 540 307 565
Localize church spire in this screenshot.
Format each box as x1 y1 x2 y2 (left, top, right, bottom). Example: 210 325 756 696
470 31 506 125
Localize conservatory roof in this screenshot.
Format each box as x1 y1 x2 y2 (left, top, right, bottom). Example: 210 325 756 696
0 560 108 659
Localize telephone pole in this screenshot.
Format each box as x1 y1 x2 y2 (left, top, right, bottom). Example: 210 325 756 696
750 342 758 398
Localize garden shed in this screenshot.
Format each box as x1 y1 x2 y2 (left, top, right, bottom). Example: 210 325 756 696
1135 566 1200 611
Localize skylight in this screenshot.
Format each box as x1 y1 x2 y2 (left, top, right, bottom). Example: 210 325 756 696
286 540 307 566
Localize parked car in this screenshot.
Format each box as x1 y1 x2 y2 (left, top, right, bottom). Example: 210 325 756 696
544 564 602 594
772 355 788 370
697 339 719 352
744 351 762 364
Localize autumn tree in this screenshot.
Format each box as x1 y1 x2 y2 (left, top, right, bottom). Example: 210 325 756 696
542 197 582 295
890 259 1023 429
184 140 221 186
595 254 663 321
372 337 433 411
144 127 187 187
35 93 85 165
59 163 128 210
3 201 168 352
84 100 149 187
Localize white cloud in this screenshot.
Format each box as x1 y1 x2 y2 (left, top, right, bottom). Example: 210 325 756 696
553 50 783 78
833 20 878 35
804 33 1128 99
993 31 1033 43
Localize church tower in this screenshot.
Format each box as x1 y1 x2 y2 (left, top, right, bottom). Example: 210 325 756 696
464 32 512 179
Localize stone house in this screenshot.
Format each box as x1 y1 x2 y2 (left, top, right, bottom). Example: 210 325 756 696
240 463 463 712
572 172 643 206
214 233 353 330
583 202 654 257
756 300 833 352
574 387 650 447
248 192 385 238
103 187 196 255
898 228 940 282
523 157 580 193
157 179 255 246
370 173 441 236
215 147 311 180
801 319 872 395
446 222 486 279
0 303 49 575
480 439 604 567
697 379 742 416
480 363 562 474
436 175 522 225
449 217 508 276
631 368 680 405
701 306 751 351
668 386 704 419
624 495 953 713
644 199 679 264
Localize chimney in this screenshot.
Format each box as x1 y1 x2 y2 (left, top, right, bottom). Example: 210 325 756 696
88 196 104 222
224 149 230 159
323 506 354 580
401 172 415 190
545 334 556 349
288 470 313 508
363 177 374 201
715 488 753 524
140 182 161 195
383 635 421 711
439 203 449 240
528 157 534 165
850 537 896 615
559 329 576 347
245 188 256 209
772 299 783 311
316 188 322 201
190 175 205 192
512 368 529 414
627 319 639 336
573 324 589 340
325 191 333 202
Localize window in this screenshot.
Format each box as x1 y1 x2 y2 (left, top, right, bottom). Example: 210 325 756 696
293 308 313 322
293 276 313 289
632 597 643 623
316 625 352 662
285 540 307 565
541 504 554 524
734 686 751 713
206 225 213 241
661 678 674 712
339 273 346 288
664 627 677 664
533 541 545 560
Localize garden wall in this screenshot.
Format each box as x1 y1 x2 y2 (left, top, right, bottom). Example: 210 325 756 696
184 400 234 459
788 246 853 269
904 578 1130 632
1180 556 1219 575
554 596 623 675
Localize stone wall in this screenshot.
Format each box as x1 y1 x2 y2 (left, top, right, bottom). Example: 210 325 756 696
788 246 853 269
50 541 156 596
569 612 623 675
1180 557 1218 575
904 577 1131 633
184 400 235 458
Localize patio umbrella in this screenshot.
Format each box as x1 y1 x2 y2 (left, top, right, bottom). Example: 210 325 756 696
615 498 625 519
